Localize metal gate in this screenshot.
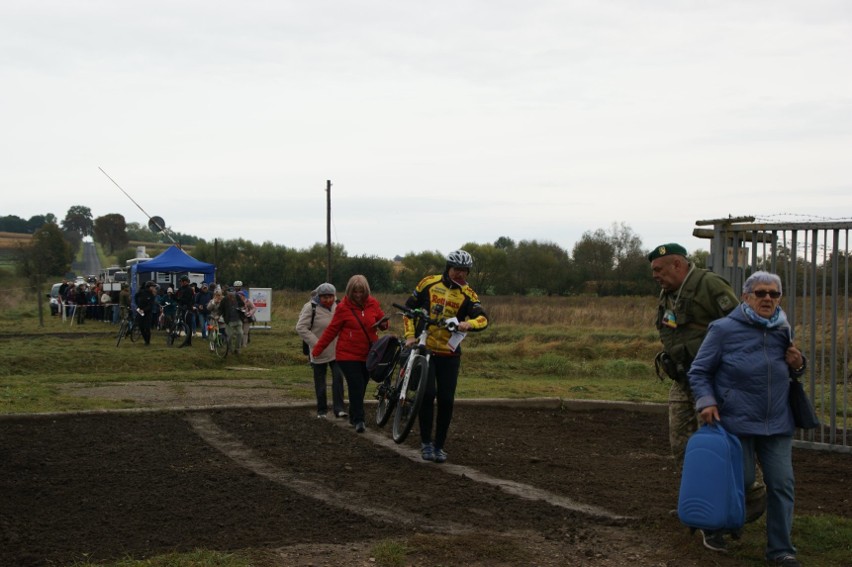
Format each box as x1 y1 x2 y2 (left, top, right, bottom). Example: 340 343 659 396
696 217 851 453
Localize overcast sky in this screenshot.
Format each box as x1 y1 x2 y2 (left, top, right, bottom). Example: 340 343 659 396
2 1 850 260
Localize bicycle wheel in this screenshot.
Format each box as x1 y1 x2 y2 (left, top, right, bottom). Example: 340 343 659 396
375 372 398 427
392 355 430 443
130 323 141 343
115 320 128 347
174 321 190 347
213 329 229 358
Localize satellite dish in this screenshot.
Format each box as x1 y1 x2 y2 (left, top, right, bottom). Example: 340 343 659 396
148 216 166 233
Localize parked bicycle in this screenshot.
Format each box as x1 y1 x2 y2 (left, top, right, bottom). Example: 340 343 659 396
374 303 459 443
115 312 141 346
166 306 191 347
207 320 229 358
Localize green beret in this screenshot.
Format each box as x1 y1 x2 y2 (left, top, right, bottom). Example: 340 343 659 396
647 243 688 262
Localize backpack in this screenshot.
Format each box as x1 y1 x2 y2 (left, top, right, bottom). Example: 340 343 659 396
678 423 745 532
366 334 401 382
301 303 317 357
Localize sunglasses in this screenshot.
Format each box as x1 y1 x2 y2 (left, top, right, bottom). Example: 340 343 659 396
752 290 782 299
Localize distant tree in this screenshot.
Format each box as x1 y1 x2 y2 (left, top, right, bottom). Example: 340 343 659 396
572 229 615 293
125 221 160 243
608 222 653 295
338 255 394 292
690 249 710 269
61 206 94 237
494 236 516 251
26 214 56 233
16 223 73 281
0 215 29 233
396 251 445 292
93 214 129 254
507 240 572 295
461 242 508 295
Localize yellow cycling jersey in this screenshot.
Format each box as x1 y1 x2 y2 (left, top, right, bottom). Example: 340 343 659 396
403 274 489 356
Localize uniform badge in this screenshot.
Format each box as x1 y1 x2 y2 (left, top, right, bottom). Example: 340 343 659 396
662 309 678 328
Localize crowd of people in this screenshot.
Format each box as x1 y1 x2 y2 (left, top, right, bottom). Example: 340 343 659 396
55 275 256 354
130 278 256 351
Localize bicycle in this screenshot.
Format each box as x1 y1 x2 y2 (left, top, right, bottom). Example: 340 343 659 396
207 320 229 358
115 310 141 346
166 306 191 347
374 302 459 444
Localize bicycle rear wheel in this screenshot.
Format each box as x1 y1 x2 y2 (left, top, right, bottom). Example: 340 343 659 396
130 323 141 342
375 372 399 427
392 355 430 443
115 320 128 347
213 329 229 358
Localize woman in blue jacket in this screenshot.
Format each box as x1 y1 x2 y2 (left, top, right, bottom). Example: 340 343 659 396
688 271 805 567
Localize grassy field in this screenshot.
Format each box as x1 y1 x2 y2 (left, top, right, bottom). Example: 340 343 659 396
0 281 669 414
3 277 849 567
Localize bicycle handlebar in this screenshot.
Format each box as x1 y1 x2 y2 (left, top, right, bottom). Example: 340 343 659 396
391 303 458 333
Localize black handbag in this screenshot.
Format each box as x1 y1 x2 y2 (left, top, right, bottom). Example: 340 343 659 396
789 377 820 429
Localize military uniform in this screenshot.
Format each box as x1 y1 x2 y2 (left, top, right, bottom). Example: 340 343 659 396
655 265 738 467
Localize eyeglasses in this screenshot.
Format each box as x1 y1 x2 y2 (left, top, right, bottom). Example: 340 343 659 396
752 290 782 299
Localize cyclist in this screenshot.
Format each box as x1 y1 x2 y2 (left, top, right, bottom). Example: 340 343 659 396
403 250 489 463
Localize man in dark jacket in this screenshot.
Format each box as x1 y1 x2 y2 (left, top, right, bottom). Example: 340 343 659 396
134 281 159 345
174 275 195 346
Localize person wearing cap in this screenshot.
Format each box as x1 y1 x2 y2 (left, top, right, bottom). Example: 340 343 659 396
649 243 765 552
296 283 347 418
233 280 243 293
195 282 213 339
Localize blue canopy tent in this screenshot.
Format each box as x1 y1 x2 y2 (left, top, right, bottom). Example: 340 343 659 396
130 246 216 305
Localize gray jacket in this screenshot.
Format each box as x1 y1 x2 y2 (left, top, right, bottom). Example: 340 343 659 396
295 299 337 364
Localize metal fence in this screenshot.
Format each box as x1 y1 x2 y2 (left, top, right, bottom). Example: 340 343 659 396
697 218 851 453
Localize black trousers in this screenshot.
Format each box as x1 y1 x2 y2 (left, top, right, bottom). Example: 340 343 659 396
419 355 461 450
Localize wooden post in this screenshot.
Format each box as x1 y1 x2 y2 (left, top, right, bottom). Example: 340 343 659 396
326 180 332 283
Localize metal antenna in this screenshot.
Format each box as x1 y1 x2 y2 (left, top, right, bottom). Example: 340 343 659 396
98 167 176 243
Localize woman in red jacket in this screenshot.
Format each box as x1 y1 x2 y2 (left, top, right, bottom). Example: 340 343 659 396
312 274 389 432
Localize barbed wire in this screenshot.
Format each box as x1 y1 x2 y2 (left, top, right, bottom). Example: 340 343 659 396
753 212 852 223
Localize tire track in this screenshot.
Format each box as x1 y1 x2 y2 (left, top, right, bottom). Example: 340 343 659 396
185 413 470 534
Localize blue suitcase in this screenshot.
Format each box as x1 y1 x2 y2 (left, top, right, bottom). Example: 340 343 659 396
677 423 745 532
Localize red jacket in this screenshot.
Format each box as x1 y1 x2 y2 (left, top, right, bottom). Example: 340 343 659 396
312 295 387 362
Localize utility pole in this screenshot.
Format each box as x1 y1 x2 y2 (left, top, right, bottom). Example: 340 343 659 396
326 180 332 283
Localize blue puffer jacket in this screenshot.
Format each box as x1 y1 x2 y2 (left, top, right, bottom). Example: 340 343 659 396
688 305 796 437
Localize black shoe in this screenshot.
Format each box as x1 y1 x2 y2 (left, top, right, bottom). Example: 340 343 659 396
355 422 366 433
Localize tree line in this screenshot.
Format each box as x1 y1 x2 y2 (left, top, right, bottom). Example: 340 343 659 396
5 208 667 296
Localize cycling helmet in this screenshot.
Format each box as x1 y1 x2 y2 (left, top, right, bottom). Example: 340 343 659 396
446 249 473 270
233 280 243 287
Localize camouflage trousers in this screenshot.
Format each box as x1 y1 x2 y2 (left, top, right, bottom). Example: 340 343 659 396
669 380 767 523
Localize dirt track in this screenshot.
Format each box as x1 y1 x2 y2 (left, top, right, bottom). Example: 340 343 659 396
1 397 850 566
